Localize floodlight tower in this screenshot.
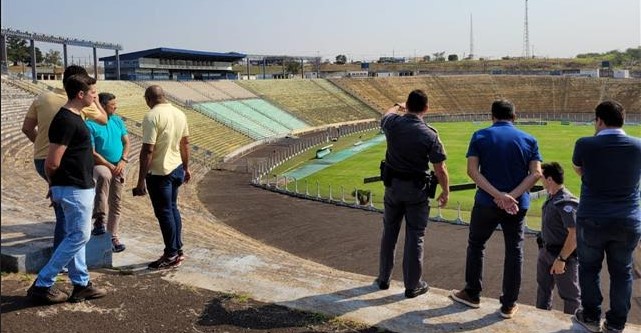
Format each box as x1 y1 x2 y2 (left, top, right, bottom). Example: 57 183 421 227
469 13 474 60
523 0 531 58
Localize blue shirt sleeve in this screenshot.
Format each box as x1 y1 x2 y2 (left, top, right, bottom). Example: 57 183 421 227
572 138 584 166
86 121 97 148
466 132 479 158
115 116 128 136
530 138 542 162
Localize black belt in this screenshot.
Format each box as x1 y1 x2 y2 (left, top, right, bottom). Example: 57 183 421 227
388 169 427 182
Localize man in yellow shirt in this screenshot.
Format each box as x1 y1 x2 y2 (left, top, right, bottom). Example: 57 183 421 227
134 85 190 270
21 65 107 251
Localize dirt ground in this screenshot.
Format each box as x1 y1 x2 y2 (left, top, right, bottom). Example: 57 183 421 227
0 271 387 333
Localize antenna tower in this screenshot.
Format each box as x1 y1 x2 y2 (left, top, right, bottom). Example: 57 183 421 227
469 13 474 59
523 0 531 58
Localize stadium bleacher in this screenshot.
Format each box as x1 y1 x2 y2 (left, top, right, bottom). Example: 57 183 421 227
332 75 641 117
237 79 380 126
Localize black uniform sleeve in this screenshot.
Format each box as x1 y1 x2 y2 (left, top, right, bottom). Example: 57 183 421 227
554 201 578 229
428 133 447 164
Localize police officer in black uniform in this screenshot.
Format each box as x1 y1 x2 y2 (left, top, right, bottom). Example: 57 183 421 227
375 89 450 298
536 162 581 314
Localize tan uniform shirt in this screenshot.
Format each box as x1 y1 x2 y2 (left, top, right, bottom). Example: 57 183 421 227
25 88 102 159
142 103 189 175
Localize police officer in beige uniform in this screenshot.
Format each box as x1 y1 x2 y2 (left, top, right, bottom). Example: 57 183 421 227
536 162 580 314
375 89 450 298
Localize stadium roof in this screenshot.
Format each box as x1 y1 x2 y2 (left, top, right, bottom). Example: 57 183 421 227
99 47 246 62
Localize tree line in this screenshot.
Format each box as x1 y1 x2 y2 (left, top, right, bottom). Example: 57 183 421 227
576 48 640 67
6 36 62 67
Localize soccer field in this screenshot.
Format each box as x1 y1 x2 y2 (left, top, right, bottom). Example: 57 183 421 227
274 122 639 230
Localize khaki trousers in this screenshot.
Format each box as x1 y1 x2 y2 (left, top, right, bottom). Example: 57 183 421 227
92 165 124 240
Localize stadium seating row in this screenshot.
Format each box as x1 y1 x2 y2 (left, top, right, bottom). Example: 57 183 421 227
237 79 380 126
330 75 641 116
139 80 256 104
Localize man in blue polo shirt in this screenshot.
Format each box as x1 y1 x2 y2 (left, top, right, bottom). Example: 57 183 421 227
86 93 130 253
571 100 641 333
451 99 542 319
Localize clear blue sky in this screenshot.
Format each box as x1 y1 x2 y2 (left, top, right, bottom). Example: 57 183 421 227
2 0 639 63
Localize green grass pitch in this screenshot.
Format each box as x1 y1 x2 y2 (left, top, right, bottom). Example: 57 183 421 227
273 121 639 230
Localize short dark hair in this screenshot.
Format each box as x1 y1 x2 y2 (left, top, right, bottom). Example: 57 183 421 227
65 74 96 100
595 100 624 127
491 99 515 121
99 92 116 107
405 89 428 113
62 65 88 88
541 162 564 185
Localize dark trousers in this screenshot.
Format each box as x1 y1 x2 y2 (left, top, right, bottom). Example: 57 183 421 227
576 216 641 330
35 159 65 250
536 248 580 314
378 178 430 290
464 204 526 307
146 165 185 257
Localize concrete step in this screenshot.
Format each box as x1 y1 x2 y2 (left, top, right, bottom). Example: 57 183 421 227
1 218 112 273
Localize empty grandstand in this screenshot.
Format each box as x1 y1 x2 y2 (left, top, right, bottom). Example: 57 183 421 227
140 80 256 104
331 75 641 120
237 79 379 126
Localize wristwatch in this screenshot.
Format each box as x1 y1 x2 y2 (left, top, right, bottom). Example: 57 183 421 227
121 157 130 163
557 255 567 262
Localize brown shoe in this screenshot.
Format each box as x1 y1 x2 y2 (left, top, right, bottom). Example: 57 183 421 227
500 304 519 319
27 280 68 304
450 289 480 308
68 281 106 303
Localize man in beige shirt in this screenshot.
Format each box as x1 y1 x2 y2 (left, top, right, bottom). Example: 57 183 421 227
21 65 107 251
134 85 190 270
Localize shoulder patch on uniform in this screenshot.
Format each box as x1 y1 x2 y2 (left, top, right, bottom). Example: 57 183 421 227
563 205 574 213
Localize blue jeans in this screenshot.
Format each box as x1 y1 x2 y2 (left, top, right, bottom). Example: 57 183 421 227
36 186 94 287
34 159 65 250
146 165 185 257
464 204 527 307
576 216 641 330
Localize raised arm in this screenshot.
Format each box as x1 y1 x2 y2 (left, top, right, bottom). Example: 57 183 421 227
385 102 406 116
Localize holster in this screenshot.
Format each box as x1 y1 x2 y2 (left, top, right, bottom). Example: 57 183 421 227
380 160 391 187
536 232 544 249
426 171 438 199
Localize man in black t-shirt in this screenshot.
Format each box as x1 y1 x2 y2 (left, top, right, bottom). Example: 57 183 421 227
27 74 107 304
